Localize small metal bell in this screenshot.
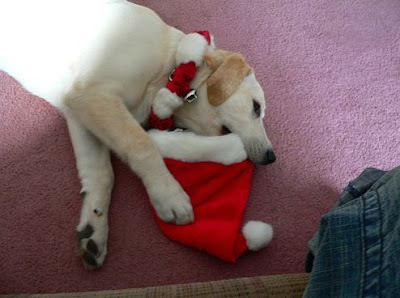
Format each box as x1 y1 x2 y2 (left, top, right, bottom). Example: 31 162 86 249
184 89 197 103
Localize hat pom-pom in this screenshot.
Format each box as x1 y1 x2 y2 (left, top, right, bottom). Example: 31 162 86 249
152 88 182 119
176 33 210 66
243 221 273 251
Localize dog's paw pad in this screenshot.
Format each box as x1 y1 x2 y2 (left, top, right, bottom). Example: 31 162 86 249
86 239 99 256
77 224 104 270
82 252 98 268
77 224 94 240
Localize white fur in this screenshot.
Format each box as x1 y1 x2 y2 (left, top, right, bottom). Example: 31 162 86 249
176 33 209 66
148 130 247 165
0 0 184 109
152 88 182 119
242 221 273 251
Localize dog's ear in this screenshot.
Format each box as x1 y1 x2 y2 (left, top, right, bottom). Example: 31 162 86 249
205 51 252 106
204 50 230 70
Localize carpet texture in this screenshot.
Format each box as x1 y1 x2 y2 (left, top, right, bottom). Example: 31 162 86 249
1 0 399 294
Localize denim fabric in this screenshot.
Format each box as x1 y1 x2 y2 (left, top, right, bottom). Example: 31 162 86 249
304 166 400 297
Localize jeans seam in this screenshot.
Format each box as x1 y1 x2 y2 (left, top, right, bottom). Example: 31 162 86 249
376 190 383 297
362 191 383 297
360 197 366 298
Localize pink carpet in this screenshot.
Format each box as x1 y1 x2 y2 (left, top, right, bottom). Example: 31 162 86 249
1 0 399 294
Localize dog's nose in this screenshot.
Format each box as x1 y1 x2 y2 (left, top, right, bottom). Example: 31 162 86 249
264 150 276 165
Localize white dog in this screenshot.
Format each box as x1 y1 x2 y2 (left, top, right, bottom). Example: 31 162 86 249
0 0 275 269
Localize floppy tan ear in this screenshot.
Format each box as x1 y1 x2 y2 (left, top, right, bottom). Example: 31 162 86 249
206 51 252 106
204 50 230 70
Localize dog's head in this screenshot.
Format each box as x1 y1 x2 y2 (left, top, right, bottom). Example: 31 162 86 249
173 50 276 165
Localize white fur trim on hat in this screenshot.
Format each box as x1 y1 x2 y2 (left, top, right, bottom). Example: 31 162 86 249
152 88 182 119
243 221 273 251
176 33 209 66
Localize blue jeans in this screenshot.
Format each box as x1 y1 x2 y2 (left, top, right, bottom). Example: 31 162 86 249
304 166 400 297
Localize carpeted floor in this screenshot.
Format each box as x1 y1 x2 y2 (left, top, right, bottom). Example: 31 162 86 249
1 0 399 295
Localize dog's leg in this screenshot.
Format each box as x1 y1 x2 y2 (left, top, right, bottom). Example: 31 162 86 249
148 129 248 164
65 112 114 270
65 84 193 226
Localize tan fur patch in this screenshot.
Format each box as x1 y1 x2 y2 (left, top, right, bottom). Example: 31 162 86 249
205 51 252 106
204 50 230 71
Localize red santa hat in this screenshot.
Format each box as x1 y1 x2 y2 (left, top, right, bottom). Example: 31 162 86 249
150 159 273 262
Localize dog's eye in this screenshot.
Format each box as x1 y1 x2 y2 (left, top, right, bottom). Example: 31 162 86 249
222 125 232 135
253 100 261 117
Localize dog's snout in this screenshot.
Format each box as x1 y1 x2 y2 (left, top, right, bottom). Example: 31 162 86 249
264 150 276 165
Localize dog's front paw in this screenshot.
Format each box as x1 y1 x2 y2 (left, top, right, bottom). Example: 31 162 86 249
76 208 108 270
149 183 194 225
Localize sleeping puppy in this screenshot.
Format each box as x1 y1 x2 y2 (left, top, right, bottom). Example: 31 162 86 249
0 0 275 269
